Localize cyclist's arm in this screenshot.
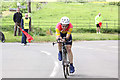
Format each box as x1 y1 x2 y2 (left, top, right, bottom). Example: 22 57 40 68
66 28 72 40
56 28 61 40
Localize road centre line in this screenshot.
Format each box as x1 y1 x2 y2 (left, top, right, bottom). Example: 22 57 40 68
40 50 59 77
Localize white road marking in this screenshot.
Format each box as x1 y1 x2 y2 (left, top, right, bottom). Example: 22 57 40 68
40 50 59 77
41 51 51 55
50 61 59 78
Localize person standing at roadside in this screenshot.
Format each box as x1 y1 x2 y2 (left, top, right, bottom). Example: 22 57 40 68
21 13 31 46
95 13 102 34
13 8 22 36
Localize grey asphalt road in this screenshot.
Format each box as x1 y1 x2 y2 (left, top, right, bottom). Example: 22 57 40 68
0 40 118 78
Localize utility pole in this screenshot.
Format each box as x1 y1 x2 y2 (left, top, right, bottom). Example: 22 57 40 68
28 0 31 30
28 0 31 13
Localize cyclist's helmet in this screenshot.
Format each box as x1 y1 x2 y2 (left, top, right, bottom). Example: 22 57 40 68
60 16 70 24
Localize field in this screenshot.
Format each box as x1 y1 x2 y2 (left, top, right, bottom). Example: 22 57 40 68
0 2 118 42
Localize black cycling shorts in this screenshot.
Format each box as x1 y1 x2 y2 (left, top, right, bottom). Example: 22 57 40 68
60 32 72 45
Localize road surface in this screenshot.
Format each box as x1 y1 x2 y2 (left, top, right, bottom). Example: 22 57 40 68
1 40 118 78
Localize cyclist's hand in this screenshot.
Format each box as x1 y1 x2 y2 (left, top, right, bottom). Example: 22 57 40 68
62 38 65 42
62 37 67 42
57 37 62 43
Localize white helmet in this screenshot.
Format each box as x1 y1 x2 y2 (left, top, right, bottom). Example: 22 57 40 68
60 16 70 24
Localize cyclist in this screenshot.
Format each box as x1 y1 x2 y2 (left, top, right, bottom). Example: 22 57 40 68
56 16 75 73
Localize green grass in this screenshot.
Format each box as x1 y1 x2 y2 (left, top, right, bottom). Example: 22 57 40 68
1 2 118 28
2 31 118 42
0 2 119 42
3 31 21 42
72 33 118 41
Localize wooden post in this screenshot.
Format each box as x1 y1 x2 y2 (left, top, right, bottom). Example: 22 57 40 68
28 0 31 13
114 20 115 28
106 22 108 29
28 0 31 29
89 20 90 32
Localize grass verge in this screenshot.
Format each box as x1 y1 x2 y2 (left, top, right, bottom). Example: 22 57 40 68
1 31 118 43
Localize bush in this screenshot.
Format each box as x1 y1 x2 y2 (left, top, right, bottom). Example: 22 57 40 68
50 27 56 33
20 2 28 13
31 27 46 36
109 2 120 6
109 2 116 5
1 25 13 31
116 2 120 6
65 1 72 3
10 2 17 8
1 2 17 11
72 27 118 33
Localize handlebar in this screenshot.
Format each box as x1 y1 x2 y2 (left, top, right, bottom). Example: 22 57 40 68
52 40 64 46
52 37 72 46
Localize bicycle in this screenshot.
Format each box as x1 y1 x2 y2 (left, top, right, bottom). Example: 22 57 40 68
53 40 70 79
0 31 5 43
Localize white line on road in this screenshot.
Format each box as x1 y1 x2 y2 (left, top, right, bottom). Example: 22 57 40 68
40 50 59 77
50 61 59 78
41 51 51 55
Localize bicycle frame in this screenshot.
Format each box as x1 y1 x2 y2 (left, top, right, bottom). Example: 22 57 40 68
62 42 69 66
62 42 70 79
53 41 70 79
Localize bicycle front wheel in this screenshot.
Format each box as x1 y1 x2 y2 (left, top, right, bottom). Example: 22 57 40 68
63 63 69 79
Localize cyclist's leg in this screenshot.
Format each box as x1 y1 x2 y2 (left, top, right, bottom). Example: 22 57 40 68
66 45 75 73
65 34 73 63
58 43 62 51
65 34 75 73
66 45 73 63
58 32 63 61
58 43 62 61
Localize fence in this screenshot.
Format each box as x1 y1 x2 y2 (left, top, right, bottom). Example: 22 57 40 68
1 19 118 28
0 19 118 34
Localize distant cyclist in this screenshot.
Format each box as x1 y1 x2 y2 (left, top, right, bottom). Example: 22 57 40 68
56 16 75 73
